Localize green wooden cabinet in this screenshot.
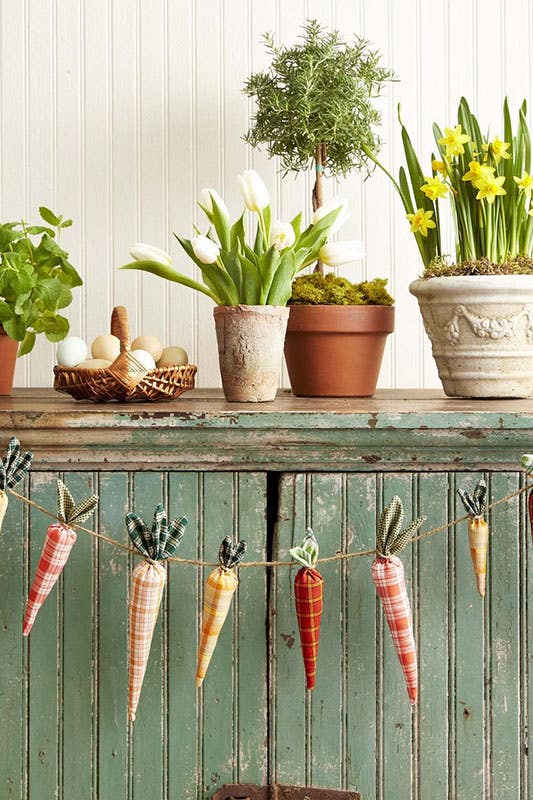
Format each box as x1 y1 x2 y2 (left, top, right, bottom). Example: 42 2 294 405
0 389 531 800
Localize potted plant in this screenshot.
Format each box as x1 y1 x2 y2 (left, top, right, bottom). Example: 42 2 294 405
0 207 82 395
120 170 360 402
243 20 396 396
367 98 533 398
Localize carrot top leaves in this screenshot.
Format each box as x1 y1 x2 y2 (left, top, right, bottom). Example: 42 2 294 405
457 479 487 518
57 478 98 525
218 536 247 569
0 436 33 490
377 496 426 557
290 527 319 568
126 503 188 561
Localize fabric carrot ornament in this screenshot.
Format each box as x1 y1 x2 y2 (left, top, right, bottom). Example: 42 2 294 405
23 479 98 636
289 528 323 690
126 503 188 721
458 478 488 597
521 454 533 543
195 536 246 687
372 496 425 704
0 436 33 532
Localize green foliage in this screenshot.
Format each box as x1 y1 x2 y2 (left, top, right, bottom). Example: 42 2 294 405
0 208 81 355
243 20 396 177
290 272 394 305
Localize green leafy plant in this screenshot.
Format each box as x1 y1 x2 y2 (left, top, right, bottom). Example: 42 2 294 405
0 207 82 355
290 273 393 305
366 97 533 274
120 171 363 306
243 19 395 274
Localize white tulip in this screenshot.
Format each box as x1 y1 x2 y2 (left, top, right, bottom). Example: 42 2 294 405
269 220 296 251
129 242 172 267
319 240 365 267
237 170 270 211
312 197 350 234
191 235 221 264
198 188 229 220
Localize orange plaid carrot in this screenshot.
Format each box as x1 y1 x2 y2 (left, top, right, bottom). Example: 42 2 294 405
372 496 425 704
126 504 188 721
23 479 97 636
195 536 246 687
522 456 533 544
458 479 488 597
0 437 33 533
290 528 323 690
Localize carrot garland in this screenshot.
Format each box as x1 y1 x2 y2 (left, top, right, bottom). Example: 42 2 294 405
0 437 33 532
372 496 425 704
289 528 323 690
126 504 188 721
521 455 533 543
195 536 246 687
23 479 98 636
458 479 488 597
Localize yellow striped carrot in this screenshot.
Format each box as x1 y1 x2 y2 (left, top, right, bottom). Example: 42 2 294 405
126 503 188 721
0 437 33 532
458 479 488 597
195 536 246 688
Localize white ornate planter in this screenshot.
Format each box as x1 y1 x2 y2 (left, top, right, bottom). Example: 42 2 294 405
409 275 533 398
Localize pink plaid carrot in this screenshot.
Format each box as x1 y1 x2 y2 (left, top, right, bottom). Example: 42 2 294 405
23 479 97 636
372 496 425 704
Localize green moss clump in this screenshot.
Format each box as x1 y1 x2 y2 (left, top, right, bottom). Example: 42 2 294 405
423 255 533 278
290 272 394 305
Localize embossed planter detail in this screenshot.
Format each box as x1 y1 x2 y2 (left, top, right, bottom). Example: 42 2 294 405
410 275 533 398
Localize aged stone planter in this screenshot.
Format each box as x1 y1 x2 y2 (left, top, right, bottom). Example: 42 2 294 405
0 326 18 395
410 275 533 398
213 305 289 402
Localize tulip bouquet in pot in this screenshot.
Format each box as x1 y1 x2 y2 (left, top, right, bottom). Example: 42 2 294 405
243 20 396 397
121 170 356 402
367 98 533 398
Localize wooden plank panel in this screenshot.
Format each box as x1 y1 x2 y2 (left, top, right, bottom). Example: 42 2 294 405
97 472 129 800
0 478 28 800
62 472 96 800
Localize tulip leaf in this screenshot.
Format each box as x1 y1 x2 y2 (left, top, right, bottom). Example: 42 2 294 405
119 260 221 304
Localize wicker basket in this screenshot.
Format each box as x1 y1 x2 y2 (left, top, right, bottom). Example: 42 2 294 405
53 306 197 402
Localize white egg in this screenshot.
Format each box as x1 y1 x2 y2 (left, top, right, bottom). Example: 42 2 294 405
57 336 88 368
131 349 156 370
91 334 121 362
157 346 189 367
76 358 112 370
131 335 163 362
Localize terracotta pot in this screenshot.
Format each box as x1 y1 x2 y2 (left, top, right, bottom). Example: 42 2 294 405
0 327 18 395
284 305 395 397
214 305 290 402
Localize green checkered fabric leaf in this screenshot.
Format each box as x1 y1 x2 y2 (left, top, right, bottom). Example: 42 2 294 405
458 478 486 518
218 536 247 568
57 479 98 525
377 495 426 557
0 437 33 490
126 503 188 561
290 527 319 568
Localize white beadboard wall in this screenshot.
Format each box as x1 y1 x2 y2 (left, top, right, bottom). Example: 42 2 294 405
4 0 533 389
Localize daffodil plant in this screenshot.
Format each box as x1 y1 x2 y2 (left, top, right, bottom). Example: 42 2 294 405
120 170 362 306
366 97 533 271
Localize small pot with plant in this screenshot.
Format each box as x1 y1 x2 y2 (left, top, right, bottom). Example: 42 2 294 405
0 207 82 394
367 98 533 398
120 170 356 402
243 20 396 397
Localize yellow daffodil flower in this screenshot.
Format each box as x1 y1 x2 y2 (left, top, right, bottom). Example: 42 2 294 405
431 159 446 174
528 207 533 217
482 136 511 164
438 125 470 158
475 174 506 204
406 208 436 237
514 171 533 197
420 175 449 201
462 160 495 185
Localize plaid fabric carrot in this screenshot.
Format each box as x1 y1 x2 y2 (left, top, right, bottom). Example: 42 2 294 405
458 479 488 597
195 536 246 687
289 528 323 690
521 455 533 543
0 437 33 532
372 496 425 704
23 479 98 636
126 504 188 721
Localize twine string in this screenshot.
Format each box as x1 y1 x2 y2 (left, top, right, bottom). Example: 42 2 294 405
7 481 532 569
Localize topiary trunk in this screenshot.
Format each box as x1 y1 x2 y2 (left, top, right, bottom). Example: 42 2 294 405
312 143 327 274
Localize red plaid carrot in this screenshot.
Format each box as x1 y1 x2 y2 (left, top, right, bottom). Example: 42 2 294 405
372 497 425 704
195 536 246 687
23 479 97 636
126 504 188 720
290 528 323 690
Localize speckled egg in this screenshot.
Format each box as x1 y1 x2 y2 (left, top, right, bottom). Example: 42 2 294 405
131 336 163 362
157 346 189 367
91 334 121 362
76 358 113 370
